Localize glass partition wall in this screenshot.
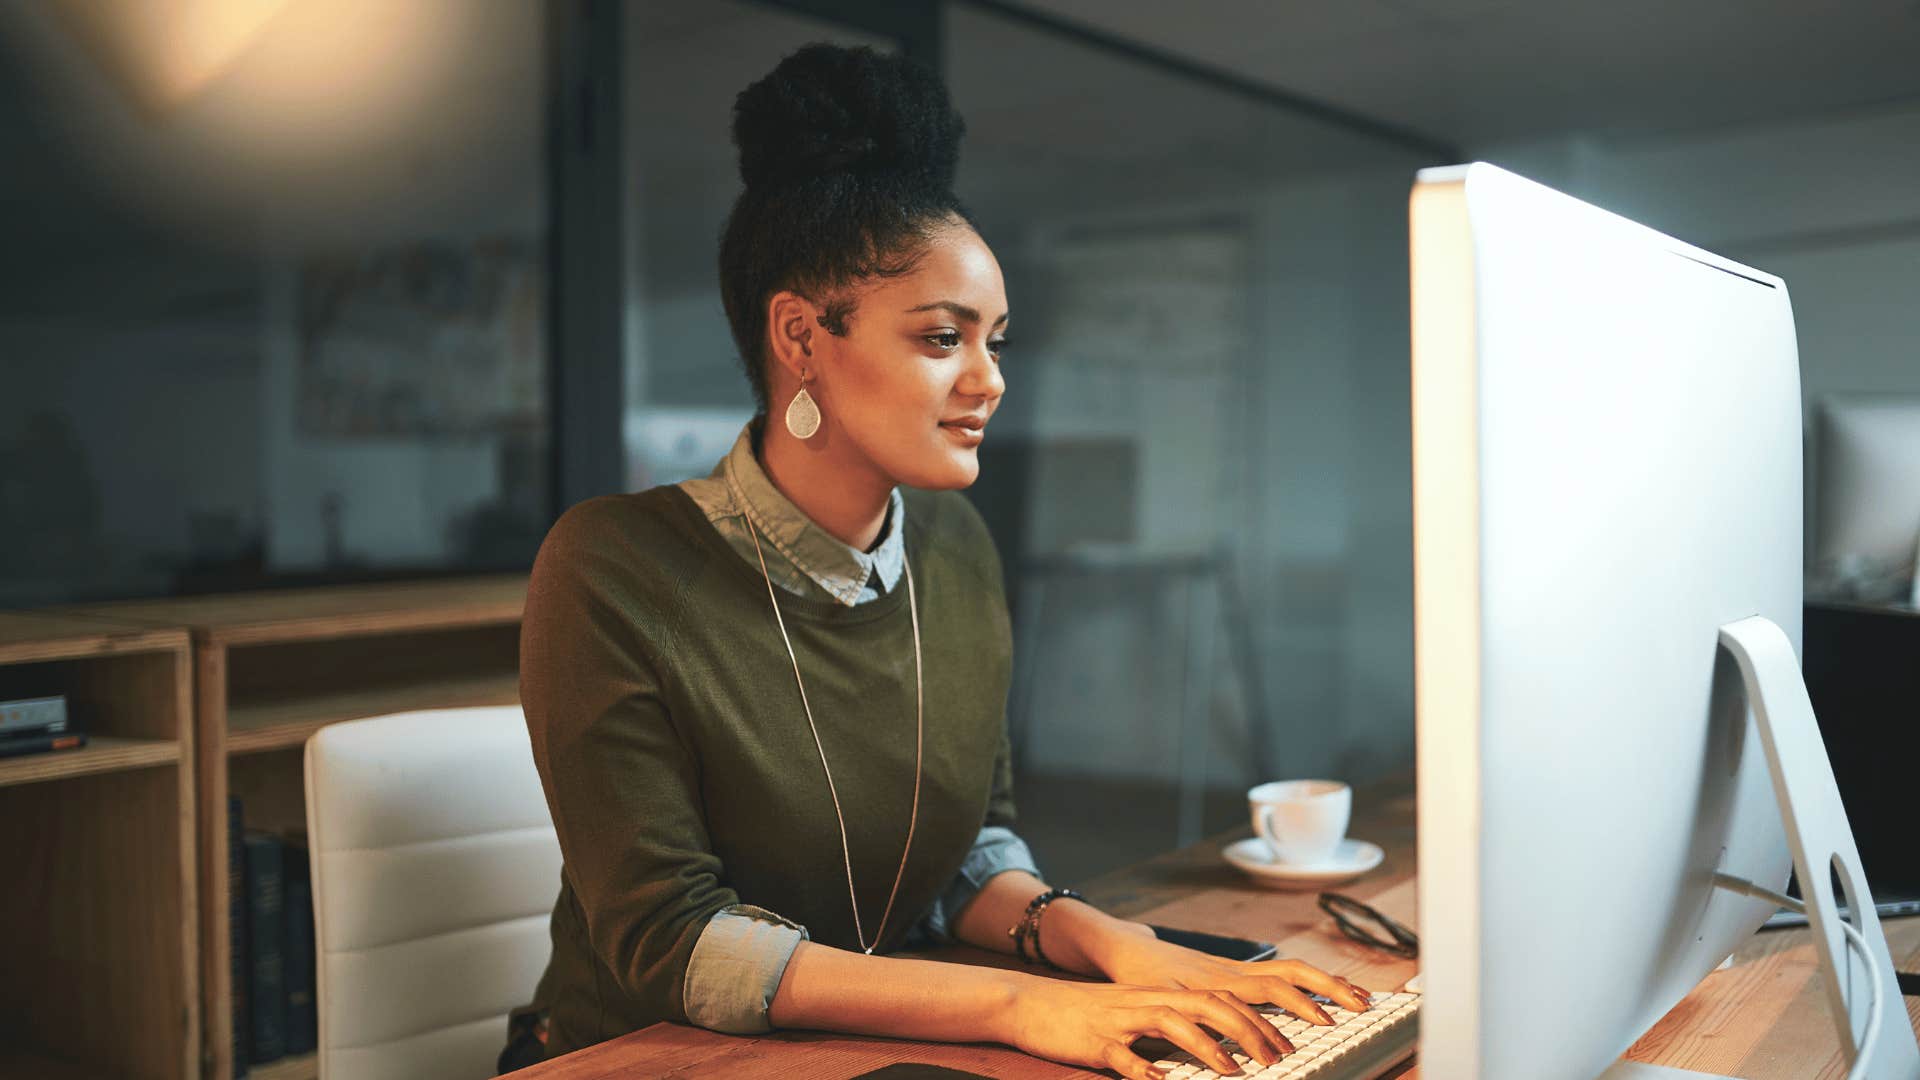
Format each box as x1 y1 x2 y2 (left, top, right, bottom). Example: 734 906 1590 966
0 1 550 606
2 0 1443 881
943 5 1439 875
620 1 1446 880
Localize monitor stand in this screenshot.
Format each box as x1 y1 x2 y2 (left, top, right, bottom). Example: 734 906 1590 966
1599 616 1920 1079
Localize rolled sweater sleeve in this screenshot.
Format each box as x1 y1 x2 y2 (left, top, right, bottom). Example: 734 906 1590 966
683 906 809 1032
910 826 1042 945
522 500 804 1030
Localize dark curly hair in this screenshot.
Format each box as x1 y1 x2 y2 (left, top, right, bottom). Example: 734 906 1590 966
719 43 977 416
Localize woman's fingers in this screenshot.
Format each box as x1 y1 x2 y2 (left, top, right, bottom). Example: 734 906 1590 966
1203 989 1292 1057
1316 975 1371 1012
1336 974 1375 1008
1257 977 1335 1025
1143 1006 1244 1075
1274 960 1372 1012
1102 1039 1163 1080
1112 988 1284 1064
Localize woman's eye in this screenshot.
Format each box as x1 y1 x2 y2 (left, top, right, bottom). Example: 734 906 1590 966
926 332 961 350
989 337 1008 359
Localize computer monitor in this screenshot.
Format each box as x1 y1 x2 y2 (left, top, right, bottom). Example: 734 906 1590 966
1407 163 1894 1079
1811 395 1920 605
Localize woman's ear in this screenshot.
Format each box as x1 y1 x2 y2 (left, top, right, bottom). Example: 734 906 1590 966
765 290 817 384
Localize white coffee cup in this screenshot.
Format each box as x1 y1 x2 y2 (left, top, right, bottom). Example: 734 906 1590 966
1248 779 1351 865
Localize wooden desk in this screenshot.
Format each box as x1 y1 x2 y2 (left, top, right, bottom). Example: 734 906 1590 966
508 774 1920 1078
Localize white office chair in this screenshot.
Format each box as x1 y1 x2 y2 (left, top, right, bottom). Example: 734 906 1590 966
304 705 560 1080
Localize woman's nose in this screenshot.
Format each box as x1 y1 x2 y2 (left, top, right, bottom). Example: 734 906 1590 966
959 341 1005 400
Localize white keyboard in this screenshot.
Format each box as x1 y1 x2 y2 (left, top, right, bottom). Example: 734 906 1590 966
1149 991 1420 1080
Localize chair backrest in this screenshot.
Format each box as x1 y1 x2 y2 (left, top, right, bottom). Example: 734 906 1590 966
304 705 560 1080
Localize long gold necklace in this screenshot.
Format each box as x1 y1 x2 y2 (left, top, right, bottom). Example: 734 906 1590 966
745 515 923 955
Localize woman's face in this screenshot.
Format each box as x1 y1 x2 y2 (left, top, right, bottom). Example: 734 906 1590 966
801 223 1009 491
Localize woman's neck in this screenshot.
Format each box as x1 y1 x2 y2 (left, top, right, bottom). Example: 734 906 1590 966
755 416 894 553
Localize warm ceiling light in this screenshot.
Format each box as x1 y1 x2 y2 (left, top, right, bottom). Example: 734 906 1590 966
53 0 294 113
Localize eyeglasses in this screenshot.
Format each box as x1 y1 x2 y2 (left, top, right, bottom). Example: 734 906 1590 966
1317 892 1419 959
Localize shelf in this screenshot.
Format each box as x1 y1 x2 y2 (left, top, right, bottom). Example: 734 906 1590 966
43 573 528 647
250 1051 318 1080
0 612 190 666
0 735 180 788
226 672 521 755
0 1049 112 1079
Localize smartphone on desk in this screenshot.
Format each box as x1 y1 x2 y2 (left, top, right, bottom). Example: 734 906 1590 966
1149 924 1277 962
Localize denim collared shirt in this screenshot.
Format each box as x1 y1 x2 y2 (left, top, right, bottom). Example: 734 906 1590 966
672 419 1041 1034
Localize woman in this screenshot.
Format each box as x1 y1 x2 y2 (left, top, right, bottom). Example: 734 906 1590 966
507 43 1372 1080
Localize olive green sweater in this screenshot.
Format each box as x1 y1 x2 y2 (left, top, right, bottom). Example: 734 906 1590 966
520 483 1017 1057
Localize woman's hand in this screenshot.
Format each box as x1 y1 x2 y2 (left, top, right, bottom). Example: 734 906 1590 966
1002 977 1291 1080
1088 929 1373 1026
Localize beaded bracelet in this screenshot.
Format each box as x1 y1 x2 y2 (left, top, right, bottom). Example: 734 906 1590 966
1008 887 1084 969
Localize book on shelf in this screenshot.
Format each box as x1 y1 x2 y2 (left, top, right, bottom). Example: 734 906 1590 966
284 834 316 1056
0 693 67 738
0 694 82 758
230 807 320 1069
0 730 88 758
244 830 287 1065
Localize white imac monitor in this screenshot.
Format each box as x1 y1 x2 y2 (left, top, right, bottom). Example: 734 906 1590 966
1409 163 1862 1079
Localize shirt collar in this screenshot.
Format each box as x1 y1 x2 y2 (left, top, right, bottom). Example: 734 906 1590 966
718 418 906 607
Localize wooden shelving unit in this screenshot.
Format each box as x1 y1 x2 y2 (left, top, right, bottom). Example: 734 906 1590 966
0 613 198 1080
42 574 528 1080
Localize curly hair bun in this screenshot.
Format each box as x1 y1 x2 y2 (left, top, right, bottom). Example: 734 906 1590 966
732 43 965 193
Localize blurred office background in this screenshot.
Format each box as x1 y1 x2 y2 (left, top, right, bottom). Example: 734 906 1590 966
5 0 1920 884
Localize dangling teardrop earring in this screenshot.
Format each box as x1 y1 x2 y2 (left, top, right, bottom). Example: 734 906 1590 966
785 373 821 440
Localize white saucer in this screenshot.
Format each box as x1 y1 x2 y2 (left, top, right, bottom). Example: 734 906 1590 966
1222 837 1385 890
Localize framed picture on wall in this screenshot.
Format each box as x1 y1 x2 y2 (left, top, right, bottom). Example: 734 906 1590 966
295 239 545 438
1020 212 1253 557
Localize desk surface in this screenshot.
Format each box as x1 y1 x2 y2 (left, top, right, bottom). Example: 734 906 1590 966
509 774 1920 1078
